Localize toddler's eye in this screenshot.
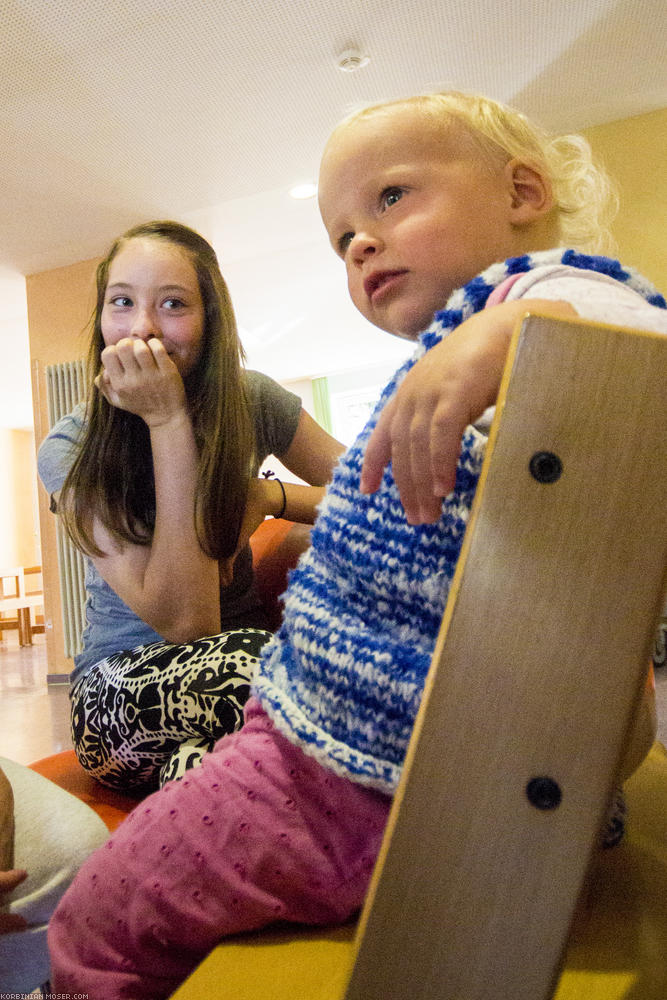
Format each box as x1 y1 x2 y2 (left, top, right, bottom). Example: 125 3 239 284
337 232 354 256
380 187 403 210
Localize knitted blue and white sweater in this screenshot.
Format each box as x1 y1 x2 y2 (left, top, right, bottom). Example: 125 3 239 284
254 250 666 793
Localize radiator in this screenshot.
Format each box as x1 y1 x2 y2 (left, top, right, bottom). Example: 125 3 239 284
45 360 87 658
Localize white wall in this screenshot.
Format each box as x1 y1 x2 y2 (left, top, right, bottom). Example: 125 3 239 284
0 269 31 430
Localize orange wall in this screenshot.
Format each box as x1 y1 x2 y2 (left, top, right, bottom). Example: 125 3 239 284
0 429 40 568
26 257 98 673
584 107 667 292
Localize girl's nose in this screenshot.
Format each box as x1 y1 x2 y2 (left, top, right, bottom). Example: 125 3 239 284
130 309 160 341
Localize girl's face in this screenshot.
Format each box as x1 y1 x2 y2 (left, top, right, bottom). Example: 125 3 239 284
101 237 206 377
318 107 551 340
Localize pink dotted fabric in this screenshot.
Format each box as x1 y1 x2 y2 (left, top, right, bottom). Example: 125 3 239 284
48 698 391 998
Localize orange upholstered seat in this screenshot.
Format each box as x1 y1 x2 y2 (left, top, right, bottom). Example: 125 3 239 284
29 750 141 832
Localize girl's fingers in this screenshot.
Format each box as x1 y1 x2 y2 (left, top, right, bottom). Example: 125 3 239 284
0 912 29 933
100 344 126 379
113 338 157 372
94 371 113 405
102 338 165 378
0 868 28 892
146 337 170 369
219 557 234 589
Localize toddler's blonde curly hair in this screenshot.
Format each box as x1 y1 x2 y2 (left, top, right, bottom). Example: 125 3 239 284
340 91 618 255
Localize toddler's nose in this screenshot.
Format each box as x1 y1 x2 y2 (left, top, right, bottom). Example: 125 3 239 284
350 230 382 262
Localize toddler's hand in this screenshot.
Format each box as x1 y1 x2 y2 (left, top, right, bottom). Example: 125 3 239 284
360 301 576 524
95 338 187 427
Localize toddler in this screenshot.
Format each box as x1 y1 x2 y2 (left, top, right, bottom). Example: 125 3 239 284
49 91 667 997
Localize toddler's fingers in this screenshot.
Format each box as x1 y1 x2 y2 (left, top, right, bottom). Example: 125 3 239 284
404 411 441 524
360 406 394 495
391 427 428 524
429 410 465 499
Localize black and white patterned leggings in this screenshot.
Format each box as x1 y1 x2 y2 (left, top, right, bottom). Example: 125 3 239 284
70 628 271 793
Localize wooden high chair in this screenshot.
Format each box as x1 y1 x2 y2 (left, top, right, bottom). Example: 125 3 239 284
174 313 667 999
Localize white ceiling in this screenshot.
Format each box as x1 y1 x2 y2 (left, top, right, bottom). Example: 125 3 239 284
1 0 666 428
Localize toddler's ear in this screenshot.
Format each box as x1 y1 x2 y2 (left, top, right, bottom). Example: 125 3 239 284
505 160 553 223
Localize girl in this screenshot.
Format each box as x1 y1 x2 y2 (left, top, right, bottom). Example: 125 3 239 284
38 221 343 791
49 94 666 997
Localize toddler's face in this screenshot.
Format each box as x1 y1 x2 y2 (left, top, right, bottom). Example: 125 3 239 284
318 107 527 340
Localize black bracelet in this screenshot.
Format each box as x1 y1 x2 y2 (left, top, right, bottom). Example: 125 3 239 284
262 470 287 519
273 477 287 519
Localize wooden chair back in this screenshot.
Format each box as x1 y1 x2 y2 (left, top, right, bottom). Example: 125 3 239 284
171 315 667 1000
345 314 667 1000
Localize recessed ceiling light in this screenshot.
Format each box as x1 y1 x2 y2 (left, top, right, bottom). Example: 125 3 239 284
289 183 318 199
336 48 370 72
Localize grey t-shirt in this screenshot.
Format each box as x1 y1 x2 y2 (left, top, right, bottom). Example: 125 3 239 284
37 370 301 683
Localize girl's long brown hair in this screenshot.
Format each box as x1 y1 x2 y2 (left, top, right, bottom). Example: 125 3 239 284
60 220 255 561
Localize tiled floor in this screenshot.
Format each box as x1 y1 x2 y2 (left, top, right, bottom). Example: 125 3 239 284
0 631 666 767
0 633 71 765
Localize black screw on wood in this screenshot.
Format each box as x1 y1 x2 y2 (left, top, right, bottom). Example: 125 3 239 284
529 451 562 483
526 776 562 810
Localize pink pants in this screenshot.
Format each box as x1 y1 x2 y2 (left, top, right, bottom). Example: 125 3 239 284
48 698 391 998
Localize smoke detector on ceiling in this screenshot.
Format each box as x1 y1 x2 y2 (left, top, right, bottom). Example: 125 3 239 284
336 48 370 73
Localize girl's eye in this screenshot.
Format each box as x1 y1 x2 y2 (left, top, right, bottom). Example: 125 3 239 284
337 232 354 256
163 298 186 310
109 295 132 308
380 187 403 210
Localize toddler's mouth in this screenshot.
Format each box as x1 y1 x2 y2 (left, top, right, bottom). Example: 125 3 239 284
364 270 408 300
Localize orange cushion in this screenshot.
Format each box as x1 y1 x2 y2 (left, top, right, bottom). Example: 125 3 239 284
250 518 312 629
29 750 140 832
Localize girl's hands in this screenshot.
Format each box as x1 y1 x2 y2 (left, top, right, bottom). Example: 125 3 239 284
95 337 187 427
360 300 576 524
0 868 28 934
